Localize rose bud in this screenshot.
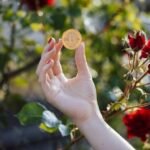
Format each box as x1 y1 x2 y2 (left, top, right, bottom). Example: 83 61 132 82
128 31 146 51
140 40 150 59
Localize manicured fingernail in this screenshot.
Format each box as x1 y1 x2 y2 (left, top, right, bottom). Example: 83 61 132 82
48 37 52 43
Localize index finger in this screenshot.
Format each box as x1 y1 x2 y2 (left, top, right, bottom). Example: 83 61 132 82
42 37 56 55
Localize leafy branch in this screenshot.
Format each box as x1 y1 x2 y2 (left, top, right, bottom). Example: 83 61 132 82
0 56 40 88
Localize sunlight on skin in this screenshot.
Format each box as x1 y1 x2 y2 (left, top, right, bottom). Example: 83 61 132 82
36 38 135 150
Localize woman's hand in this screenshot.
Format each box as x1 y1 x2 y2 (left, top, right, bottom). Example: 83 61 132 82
36 38 135 150
36 38 100 123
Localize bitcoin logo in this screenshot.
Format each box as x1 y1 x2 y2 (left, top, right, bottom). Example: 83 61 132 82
62 29 82 50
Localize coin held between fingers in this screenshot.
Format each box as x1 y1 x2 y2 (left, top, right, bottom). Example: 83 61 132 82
62 29 82 50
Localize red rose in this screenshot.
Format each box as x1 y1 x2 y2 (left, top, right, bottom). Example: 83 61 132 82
21 0 55 11
140 40 150 59
123 107 150 141
128 31 146 51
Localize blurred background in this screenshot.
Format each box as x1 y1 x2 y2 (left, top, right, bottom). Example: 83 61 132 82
0 0 150 149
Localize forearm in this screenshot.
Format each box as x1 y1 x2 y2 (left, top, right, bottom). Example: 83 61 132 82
75 112 135 150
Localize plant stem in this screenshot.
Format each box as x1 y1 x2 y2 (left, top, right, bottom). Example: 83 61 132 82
10 22 16 51
131 52 136 72
64 135 84 150
0 56 40 88
125 102 150 111
133 71 148 89
138 57 149 68
106 102 150 121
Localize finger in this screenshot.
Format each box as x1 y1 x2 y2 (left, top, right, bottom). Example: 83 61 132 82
53 39 63 62
39 59 54 84
53 39 64 76
36 48 56 76
36 38 55 76
57 73 68 83
55 39 63 55
47 60 54 78
42 38 56 55
75 42 92 78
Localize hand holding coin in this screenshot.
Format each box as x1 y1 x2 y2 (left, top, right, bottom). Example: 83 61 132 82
62 29 82 50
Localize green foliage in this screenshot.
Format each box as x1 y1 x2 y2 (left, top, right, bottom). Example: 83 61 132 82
17 102 46 125
0 0 150 149
0 53 9 71
17 102 69 136
129 88 147 103
107 99 127 112
50 7 67 30
39 123 57 133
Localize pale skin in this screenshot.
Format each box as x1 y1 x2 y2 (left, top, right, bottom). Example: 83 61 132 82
36 38 135 150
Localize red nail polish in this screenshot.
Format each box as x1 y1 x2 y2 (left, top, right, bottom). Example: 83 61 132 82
48 37 52 43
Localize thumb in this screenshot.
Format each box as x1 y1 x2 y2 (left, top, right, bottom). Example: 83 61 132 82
75 42 91 78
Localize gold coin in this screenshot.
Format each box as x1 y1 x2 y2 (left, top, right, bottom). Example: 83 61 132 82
62 29 82 50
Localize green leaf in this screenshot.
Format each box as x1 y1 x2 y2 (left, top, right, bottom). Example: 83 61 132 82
17 102 46 125
30 23 43 31
108 100 127 112
35 44 43 54
136 88 145 96
42 110 69 136
3 9 14 21
39 123 58 134
17 10 26 18
111 102 122 111
129 88 146 102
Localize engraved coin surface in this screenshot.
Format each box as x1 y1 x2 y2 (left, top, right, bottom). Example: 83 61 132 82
62 29 82 50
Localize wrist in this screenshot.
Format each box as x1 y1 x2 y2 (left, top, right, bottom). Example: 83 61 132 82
73 110 108 150
73 109 135 150
72 102 135 150
74 108 106 130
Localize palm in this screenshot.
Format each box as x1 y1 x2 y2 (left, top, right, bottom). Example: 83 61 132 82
44 74 97 120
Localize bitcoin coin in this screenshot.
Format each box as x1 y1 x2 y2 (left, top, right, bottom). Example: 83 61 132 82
62 29 82 50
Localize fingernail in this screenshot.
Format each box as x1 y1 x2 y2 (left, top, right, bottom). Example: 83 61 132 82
48 37 52 43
